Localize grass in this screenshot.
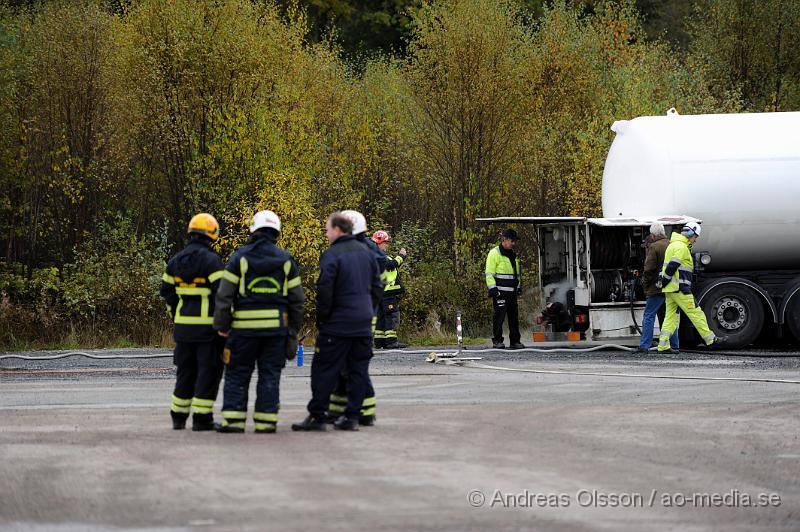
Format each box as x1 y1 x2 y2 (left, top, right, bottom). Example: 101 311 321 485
1 322 489 352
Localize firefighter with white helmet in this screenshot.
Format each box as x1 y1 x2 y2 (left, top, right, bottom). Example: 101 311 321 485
213 210 305 433
160 213 226 431
656 222 728 352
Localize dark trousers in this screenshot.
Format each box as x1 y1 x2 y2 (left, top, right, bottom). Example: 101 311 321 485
492 293 520 344
375 297 400 347
308 334 372 420
172 339 224 421
330 370 376 420
221 334 286 430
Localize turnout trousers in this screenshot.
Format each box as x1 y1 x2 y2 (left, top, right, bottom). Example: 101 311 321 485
658 292 715 352
329 371 376 423
308 334 372 420
171 339 224 424
220 334 287 431
492 293 521 345
374 297 400 347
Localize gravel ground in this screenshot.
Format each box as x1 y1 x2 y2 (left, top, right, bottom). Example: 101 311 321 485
1 346 798 531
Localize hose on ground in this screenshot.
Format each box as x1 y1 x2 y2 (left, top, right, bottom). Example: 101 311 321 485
0 351 173 361
437 359 800 385
0 344 793 361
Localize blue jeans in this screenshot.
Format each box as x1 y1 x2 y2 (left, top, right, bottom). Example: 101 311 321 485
640 294 679 350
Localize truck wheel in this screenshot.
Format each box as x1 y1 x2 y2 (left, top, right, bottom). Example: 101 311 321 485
786 295 800 343
701 285 764 348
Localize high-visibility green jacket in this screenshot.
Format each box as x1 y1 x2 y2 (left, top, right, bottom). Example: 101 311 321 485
661 232 694 295
384 255 405 298
485 246 521 294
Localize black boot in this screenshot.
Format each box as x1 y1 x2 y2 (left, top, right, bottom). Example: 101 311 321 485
291 415 327 432
492 342 505 349
216 423 245 434
334 416 360 431
171 411 188 430
384 341 407 349
509 342 525 350
359 414 376 426
374 339 385 350
192 413 219 432
709 336 730 349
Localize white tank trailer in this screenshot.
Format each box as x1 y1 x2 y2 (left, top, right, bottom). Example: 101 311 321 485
603 111 800 347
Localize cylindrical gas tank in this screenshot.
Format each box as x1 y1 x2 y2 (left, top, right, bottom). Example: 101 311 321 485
602 111 800 270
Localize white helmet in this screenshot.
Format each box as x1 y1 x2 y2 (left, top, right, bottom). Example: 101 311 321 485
682 221 701 238
341 210 367 235
250 210 281 233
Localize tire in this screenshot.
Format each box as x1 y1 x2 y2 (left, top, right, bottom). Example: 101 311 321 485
701 284 765 349
786 294 800 343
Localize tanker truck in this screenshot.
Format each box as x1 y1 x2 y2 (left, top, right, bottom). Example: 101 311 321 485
478 110 800 349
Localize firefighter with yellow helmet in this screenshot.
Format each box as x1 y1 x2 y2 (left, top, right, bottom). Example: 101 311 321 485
160 213 226 431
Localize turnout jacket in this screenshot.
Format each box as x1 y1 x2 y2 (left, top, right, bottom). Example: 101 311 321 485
160 239 225 343
661 232 694 295
213 232 304 337
317 235 383 337
383 254 405 298
485 246 521 294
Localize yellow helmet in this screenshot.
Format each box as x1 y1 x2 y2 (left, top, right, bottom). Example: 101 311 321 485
187 213 219 240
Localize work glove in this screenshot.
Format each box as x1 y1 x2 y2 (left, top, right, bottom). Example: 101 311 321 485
516 286 523 296
286 331 298 361
488 287 499 298
656 275 670 289
399 248 408 258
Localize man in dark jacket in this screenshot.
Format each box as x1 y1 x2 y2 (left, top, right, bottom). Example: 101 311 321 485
639 223 679 353
160 213 225 431
327 210 382 426
213 210 304 433
293 212 384 432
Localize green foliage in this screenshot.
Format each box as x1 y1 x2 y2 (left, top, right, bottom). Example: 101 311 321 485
0 0 792 349
689 0 800 111
0 215 167 348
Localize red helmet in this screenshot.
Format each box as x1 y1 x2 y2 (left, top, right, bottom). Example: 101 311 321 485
371 230 391 244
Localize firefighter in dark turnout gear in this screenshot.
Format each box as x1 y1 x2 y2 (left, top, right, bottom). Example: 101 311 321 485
292 212 383 432
213 210 304 433
328 210 380 426
160 213 225 431
486 229 524 349
372 230 407 349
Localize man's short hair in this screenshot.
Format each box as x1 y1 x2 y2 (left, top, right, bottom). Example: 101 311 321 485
328 212 353 234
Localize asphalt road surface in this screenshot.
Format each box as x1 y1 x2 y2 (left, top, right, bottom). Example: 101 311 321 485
1 346 799 531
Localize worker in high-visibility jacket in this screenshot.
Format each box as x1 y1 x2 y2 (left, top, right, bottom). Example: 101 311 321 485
485 228 525 349
160 213 225 431
213 210 304 433
372 230 407 349
656 222 728 352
